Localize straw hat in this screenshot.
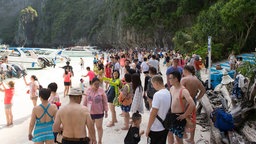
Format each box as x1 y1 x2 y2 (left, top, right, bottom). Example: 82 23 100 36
221 69 234 85
68 88 83 96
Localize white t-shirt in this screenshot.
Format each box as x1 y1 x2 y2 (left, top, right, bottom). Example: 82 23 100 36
141 61 149 72
148 59 159 72
151 89 171 131
114 62 120 71
1 63 7 71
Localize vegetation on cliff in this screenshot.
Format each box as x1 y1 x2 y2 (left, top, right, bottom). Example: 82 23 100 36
0 0 255 60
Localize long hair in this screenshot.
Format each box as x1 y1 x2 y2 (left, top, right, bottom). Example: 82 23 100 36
131 73 142 93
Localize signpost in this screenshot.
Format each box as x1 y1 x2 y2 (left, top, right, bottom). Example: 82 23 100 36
208 36 212 89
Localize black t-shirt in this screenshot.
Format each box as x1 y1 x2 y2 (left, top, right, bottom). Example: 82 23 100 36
124 126 140 144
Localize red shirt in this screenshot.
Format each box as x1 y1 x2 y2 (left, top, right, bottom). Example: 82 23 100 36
64 72 71 82
4 88 14 104
105 67 112 78
87 71 95 81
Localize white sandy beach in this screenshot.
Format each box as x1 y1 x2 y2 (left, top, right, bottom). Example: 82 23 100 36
0 56 210 144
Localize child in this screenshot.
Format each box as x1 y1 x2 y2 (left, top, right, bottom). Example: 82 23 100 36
0 81 15 126
80 78 86 93
124 112 144 144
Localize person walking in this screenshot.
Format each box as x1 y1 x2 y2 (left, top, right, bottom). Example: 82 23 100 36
28 88 58 143
63 69 72 97
53 88 97 144
83 78 108 144
0 81 15 126
23 75 40 107
80 58 84 70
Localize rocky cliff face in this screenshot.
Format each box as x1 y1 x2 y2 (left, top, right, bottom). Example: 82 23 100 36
0 0 171 48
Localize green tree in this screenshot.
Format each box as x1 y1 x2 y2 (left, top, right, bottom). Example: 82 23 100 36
16 6 38 46
221 0 256 52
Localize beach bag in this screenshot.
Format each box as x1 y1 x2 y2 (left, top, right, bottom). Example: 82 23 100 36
118 84 132 106
211 108 234 132
156 96 172 130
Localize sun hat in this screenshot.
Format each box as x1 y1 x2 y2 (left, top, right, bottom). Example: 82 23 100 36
221 69 234 85
68 88 83 96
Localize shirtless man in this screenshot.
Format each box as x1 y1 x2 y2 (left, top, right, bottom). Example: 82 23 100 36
53 88 96 144
181 65 206 144
169 71 195 144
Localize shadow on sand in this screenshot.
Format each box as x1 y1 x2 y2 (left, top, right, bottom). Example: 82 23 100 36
0 114 30 130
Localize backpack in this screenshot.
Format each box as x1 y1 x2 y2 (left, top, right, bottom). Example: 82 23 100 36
156 96 172 130
210 108 234 132
147 78 157 99
118 84 133 106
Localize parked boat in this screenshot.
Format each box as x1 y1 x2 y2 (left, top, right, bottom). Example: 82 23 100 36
62 46 96 57
7 47 45 69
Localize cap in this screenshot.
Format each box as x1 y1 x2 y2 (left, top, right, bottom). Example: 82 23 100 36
68 88 83 96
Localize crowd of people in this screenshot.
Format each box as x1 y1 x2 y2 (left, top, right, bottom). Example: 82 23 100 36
1 48 209 144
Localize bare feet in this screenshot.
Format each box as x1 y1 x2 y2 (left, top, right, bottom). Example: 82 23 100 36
106 122 115 127
121 127 129 130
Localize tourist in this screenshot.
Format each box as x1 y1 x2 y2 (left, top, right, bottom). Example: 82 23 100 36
80 57 84 70
28 88 58 143
204 52 209 74
119 73 133 130
146 75 170 144
53 88 96 144
181 65 206 144
145 67 158 109
0 81 15 126
23 75 40 107
47 82 60 107
194 55 202 80
130 73 144 114
228 51 237 70
103 70 121 127
80 78 86 94
113 56 120 72
168 71 196 144
83 78 108 144
63 68 72 97
104 62 112 89
141 57 149 74
124 112 144 144
166 57 183 90
61 61 74 87
148 55 159 73
82 67 96 85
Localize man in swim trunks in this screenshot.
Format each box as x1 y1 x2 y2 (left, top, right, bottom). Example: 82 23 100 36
53 88 96 144
181 65 206 144
169 71 195 144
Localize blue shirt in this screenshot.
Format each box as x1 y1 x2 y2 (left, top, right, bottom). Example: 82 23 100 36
166 66 183 75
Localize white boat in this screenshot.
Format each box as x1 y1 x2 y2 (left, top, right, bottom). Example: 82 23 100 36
62 46 95 57
7 47 44 69
32 48 70 63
